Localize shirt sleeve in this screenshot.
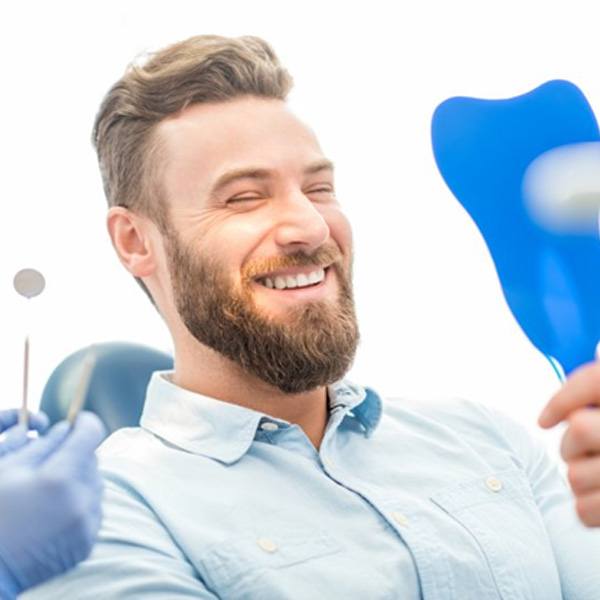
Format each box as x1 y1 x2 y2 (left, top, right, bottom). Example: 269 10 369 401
479 402 600 599
21 471 219 600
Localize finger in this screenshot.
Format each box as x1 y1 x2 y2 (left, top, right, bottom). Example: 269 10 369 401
0 409 49 434
575 490 600 527
29 411 50 433
538 361 600 428
0 409 20 432
44 412 107 471
0 412 50 459
0 425 29 458
560 409 600 461
568 455 600 494
5 420 71 467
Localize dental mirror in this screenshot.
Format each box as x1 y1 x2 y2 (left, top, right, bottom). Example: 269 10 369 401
13 268 46 427
14 268 45 299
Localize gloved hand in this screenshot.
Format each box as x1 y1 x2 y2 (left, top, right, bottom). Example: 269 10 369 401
0 412 106 599
0 409 49 459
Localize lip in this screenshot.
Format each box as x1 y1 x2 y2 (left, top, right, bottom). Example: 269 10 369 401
252 266 335 302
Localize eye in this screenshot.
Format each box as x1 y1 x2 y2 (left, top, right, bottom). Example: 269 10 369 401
307 187 336 199
227 195 262 204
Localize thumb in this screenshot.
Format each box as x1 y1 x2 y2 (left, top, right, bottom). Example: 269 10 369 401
44 412 107 471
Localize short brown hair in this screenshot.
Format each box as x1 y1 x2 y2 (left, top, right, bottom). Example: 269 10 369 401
93 34 294 302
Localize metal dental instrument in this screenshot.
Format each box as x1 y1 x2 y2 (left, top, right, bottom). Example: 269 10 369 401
67 346 97 424
13 269 46 429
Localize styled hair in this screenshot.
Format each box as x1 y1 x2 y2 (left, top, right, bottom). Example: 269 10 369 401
92 34 294 301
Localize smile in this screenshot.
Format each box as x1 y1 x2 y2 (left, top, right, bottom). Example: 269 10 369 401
255 267 327 290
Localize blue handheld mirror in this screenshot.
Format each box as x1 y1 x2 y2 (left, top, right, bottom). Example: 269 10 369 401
431 80 600 375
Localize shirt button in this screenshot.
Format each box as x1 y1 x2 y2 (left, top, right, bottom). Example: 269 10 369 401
391 511 409 527
260 422 279 432
485 476 503 492
257 538 278 553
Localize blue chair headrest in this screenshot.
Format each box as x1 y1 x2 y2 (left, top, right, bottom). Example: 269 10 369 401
40 342 173 434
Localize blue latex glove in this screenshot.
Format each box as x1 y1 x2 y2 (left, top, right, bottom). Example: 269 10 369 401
0 412 106 598
0 409 49 459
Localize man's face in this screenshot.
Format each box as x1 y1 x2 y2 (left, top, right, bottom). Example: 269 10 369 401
156 96 359 393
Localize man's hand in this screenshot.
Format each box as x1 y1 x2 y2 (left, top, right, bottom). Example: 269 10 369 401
0 412 106 598
539 361 600 527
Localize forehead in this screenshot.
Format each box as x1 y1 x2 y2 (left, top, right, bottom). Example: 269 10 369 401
157 97 327 191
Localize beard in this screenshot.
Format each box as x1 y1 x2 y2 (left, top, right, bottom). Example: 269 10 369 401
164 231 359 394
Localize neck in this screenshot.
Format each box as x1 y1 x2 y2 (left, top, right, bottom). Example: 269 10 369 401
171 339 329 448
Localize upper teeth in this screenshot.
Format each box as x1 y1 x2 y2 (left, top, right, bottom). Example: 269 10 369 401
260 268 326 290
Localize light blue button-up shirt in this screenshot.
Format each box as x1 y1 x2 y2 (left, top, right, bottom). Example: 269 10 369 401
25 372 600 599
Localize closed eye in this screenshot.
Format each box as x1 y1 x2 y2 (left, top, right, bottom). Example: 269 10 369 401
227 195 262 203
308 187 336 201
227 187 335 204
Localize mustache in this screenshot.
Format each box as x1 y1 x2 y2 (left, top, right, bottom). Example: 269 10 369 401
241 244 344 282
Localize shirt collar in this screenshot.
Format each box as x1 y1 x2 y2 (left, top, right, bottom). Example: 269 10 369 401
328 379 382 435
140 371 383 464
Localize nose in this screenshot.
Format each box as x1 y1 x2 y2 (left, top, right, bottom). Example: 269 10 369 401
273 191 330 254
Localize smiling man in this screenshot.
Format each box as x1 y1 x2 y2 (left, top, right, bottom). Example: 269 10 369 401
25 35 600 599
138 92 358 447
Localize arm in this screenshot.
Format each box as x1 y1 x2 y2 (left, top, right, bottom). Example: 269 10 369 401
22 471 218 599
481 403 600 599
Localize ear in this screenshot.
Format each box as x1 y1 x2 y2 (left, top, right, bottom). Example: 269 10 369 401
106 207 157 278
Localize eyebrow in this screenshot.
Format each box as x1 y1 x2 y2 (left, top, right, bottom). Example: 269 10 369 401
208 159 335 198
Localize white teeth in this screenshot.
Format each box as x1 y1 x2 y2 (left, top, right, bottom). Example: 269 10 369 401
259 267 326 290
307 269 324 284
296 273 309 287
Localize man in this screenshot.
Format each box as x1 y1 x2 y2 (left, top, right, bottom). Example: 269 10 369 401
0 409 105 599
25 34 600 598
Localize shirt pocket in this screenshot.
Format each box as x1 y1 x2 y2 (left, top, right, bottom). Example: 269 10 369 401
429 466 562 600
199 526 343 599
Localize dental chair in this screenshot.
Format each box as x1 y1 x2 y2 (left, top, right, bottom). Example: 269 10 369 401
40 342 173 434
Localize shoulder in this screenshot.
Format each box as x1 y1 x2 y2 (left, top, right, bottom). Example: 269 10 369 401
96 426 196 490
382 395 529 453
97 426 156 460
380 393 547 472
382 394 502 433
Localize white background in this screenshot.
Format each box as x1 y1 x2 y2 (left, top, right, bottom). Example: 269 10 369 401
3 0 598 462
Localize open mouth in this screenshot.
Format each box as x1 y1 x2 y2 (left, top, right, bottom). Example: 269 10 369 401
254 266 329 291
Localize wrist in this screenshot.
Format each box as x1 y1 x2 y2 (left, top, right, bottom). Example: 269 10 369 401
0 550 21 599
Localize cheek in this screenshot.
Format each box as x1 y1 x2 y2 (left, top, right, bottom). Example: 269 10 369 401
195 209 266 254
325 208 353 259
203 220 269 283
